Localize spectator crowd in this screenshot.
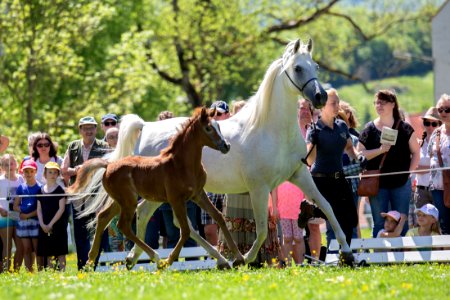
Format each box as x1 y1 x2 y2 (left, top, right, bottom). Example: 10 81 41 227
0 91 449 272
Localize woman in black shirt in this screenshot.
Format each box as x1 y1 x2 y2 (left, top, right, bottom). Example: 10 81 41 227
357 90 420 237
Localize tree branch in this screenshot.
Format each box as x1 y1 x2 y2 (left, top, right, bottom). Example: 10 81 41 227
144 40 182 85
325 11 430 41
318 61 371 93
265 0 340 34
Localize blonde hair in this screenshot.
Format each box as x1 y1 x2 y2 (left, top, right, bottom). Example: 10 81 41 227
231 100 246 115
339 100 359 129
0 153 17 166
437 93 450 107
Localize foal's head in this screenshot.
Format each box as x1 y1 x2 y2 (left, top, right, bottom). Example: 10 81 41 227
193 107 230 154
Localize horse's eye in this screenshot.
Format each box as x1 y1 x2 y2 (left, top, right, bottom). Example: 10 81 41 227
205 126 212 132
294 65 302 73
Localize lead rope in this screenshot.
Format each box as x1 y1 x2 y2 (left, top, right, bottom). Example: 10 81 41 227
301 107 317 167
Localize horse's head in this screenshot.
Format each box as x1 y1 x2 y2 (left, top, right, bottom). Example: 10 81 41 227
197 107 230 154
282 38 327 109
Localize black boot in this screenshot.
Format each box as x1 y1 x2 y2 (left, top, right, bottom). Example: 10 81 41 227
297 201 328 228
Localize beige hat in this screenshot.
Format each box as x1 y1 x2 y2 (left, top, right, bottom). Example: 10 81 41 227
421 107 441 121
0 135 9 153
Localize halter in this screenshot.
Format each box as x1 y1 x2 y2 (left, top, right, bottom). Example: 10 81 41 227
284 70 317 94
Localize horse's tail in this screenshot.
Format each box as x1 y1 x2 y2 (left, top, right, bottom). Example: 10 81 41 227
109 114 145 162
68 158 109 194
69 114 145 226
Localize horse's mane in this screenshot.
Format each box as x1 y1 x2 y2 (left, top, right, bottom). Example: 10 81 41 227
242 40 310 139
160 113 201 156
242 59 282 139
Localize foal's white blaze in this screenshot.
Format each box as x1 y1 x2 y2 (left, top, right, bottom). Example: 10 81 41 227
210 119 225 142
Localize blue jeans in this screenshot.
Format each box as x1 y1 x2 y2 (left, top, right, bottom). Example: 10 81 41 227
431 190 450 234
145 208 163 249
160 202 197 248
369 178 411 237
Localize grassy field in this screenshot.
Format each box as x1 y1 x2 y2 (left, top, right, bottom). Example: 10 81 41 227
338 72 434 128
0 262 449 299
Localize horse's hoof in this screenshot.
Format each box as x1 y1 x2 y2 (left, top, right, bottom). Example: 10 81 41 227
338 251 355 267
157 259 169 270
82 261 95 272
232 258 245 268
217 261 232 270
125 257 135 271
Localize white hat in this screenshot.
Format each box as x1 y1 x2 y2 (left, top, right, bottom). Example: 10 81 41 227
380 210 401 222
415 204 439 221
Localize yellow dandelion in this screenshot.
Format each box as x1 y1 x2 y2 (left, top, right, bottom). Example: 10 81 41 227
401 283 412 289
242 274 250 282
361 284 369 292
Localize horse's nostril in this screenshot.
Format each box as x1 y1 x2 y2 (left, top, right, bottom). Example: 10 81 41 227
315 92 321 103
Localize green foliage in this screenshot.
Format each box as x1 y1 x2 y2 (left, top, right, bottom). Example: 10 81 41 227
0 0 443 159
338 72 434 128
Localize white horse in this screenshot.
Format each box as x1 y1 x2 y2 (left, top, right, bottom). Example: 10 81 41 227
79 39 354 268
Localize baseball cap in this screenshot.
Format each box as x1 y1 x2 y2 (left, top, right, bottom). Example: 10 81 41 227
101 113 118 123
380 210 401 222
210 100 229 114
78 116 98 127
21 159 38 171
415 203 439 221
44 161 61 171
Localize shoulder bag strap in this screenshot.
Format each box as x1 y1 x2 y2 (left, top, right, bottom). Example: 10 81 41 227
436 129 444 168
379 119 401 170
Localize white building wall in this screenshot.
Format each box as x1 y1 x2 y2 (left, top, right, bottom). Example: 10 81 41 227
432 1 450 102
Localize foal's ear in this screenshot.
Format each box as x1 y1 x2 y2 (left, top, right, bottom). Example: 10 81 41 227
200 106 209 122
208 107 216 118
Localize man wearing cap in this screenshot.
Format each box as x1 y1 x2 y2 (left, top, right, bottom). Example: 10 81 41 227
100 113 119 138
210 100 230 121
201 101 230 245
61 116 109 270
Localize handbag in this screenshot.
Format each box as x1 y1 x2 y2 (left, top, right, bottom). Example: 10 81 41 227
357 161 385 197
357 120 400 197
435 129 450 208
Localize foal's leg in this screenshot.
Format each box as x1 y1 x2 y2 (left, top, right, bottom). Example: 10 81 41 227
244 187 270 264
116 201 160 269
86 201 120 270
126 200 162 269
171 207 231 270
162 200 190 267
193 191 244 267
289 166 354 265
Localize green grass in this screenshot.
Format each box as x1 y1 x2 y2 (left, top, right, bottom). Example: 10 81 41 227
338 72 434 127
1 263 449 299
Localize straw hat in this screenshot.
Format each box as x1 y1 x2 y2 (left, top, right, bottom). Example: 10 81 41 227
421 107 441 121
0 135 9 153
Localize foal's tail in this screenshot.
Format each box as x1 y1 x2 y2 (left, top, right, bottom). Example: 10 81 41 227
68 158 109 195
69 114 145 224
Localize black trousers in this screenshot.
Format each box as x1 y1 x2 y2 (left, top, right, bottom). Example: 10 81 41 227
313 176 358 246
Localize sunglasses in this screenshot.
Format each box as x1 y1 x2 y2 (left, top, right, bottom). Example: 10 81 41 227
37 142 50 148
103 121 117 126
423 120 439 127
216 112 223 117
437 107 450 114
373 100 390 106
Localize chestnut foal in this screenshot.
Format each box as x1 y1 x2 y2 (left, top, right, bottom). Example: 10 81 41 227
69 108 244 269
